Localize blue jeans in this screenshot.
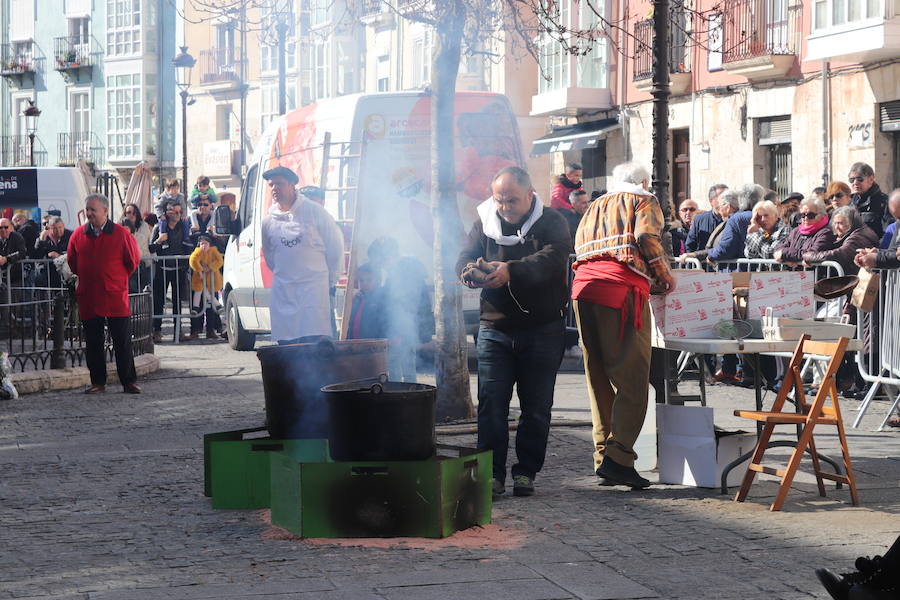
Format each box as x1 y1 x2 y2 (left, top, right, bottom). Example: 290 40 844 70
476 320 565 483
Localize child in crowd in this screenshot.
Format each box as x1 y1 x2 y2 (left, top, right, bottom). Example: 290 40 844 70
188 235 224 339
154 179 191 240
347 263 386 340
189 175 219 209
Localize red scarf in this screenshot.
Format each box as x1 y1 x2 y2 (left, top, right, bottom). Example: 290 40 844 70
799 215 829 236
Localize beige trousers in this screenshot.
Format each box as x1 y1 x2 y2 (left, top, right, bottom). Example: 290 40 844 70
575 295 651 469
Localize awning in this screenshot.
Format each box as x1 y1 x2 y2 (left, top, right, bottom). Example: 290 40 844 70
530 118 620 156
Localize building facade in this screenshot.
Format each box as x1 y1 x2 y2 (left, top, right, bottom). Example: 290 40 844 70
0 0 180 188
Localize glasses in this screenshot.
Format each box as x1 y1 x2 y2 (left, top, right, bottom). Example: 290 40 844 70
198 203 210 207
849 176 866 183
0 226 8 230
798 212 818 219
828 193 845 200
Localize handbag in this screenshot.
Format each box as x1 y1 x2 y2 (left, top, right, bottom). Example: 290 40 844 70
851 268 880 312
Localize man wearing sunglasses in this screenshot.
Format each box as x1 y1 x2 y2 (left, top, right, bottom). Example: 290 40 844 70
849 162 889 239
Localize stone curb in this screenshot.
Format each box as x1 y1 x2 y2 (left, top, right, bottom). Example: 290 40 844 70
9 353 161 395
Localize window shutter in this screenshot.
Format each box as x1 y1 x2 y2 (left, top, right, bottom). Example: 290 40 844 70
759 116 792 146
880 100 900 132
10 0 35 41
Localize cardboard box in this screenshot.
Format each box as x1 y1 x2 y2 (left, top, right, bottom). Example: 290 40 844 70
651 271 733 338
657 404 756 488
746 271 815 320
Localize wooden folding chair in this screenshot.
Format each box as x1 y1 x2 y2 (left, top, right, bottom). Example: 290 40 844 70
734 335 859 511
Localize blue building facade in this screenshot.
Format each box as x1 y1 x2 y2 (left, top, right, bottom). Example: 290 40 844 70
0 0 179 183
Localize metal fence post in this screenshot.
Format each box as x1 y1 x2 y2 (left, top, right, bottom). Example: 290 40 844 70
50 293 66 369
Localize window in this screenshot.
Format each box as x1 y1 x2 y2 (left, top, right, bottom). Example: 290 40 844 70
216 104 232 141
336 39 357 96
707 13 723 71
309 0 329 28
69 17 90 44
11 96 30 137
70 91 90 134
216 23 236 63
576 1 608 88
261 83 297 129
411 30 433 88
106 73 142 159
239 164 258 230
106 0 141 57
537 0 569 94
537 0 609 92
814 0 883 30
313 39 328 100
10 0 34 41
377 55 390 92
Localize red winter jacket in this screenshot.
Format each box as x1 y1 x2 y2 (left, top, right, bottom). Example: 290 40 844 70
67 221 140 320
550 174 582 211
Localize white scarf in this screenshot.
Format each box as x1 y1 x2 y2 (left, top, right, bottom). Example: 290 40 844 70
606 181 654 197
476 194 544 246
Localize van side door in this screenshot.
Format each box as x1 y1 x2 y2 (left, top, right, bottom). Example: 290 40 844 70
233 163 261 329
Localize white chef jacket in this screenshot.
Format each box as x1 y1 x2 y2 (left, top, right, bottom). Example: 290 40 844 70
261 194 344 341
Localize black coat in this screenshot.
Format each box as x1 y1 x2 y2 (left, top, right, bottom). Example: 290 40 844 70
16 220 40 258
876 218 900 269
0 231 27 279
852 183 890 239
802 225 879 275
456 205 572 332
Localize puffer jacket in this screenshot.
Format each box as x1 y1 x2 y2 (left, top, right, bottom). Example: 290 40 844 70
802 224 879 275
775 218 837 264
574 186 670 285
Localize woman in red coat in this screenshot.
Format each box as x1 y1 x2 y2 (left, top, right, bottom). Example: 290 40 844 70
67 194 142 394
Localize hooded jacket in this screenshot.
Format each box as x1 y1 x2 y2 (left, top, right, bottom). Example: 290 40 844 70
852 183 889 239
550 174 582 211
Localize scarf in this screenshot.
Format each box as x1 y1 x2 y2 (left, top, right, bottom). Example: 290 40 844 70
799 215 829 236
477 194 544 246
606 181 654 197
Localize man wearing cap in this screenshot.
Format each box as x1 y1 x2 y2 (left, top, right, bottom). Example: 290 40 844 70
781 192 803 227
261 166 344 344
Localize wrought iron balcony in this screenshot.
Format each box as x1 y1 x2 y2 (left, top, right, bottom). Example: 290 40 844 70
57 132 104 166
632 19 691 94
199 48 244 87
0 43 35 77
0 135 44 167
53 36 94 71
722 0 801 80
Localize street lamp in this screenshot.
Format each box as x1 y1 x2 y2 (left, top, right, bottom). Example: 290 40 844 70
23 99 41 167
173 46 196 196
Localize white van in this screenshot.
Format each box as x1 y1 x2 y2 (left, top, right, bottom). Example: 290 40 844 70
220 91 526 350
0 167 90 226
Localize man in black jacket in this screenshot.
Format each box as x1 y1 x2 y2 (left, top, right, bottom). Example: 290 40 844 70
149 202 194 342
0 217 27 289
856 189 900 270
849 162 891 239
456 166 572 498
34 216 72 288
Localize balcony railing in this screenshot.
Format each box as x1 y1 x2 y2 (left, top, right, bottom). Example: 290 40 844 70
633 18 691 82
0 43 35 76
57 132 104 166
53 35 94 70
199 48 244 86
723 0 802 63
0 135 44 167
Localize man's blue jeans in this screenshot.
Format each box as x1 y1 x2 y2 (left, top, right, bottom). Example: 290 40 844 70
476 319 565 483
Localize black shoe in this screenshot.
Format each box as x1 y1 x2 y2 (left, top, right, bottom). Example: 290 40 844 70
491 478 505 497
816 556 887 600
595 466 615 486
596 457 651 489
512 475 534 497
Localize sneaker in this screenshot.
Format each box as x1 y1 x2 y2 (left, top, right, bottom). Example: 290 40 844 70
491 478 505 497
816 556 887 600
512 475 535 497
596 456 651 489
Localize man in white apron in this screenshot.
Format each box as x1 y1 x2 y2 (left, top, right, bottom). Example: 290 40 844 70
261 166 344 344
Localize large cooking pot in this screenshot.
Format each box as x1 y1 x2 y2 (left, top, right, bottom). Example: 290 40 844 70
256 339 388 439
322 380 436 461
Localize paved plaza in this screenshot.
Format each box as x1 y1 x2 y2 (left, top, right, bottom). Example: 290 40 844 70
1 340 898 600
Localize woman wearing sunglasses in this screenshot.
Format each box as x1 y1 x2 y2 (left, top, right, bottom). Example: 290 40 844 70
825 181 852 214
773 197 835 267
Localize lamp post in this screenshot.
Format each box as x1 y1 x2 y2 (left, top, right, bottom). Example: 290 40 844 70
23 100 41 167
173 46 196 196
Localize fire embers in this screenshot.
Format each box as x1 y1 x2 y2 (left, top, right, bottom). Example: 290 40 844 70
461 257 496 285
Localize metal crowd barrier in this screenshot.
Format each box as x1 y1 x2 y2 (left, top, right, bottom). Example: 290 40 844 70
0 258 152 373
853 268 900 430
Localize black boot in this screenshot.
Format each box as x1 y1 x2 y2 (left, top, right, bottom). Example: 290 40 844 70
816 556 889 600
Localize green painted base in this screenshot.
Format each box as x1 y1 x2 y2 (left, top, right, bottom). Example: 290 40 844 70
270 445 492 539
203 427 329 510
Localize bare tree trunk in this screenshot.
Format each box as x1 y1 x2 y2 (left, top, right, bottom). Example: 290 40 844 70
432 2 474 421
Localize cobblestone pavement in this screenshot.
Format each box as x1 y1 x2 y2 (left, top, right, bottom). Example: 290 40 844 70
1 339 898 600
